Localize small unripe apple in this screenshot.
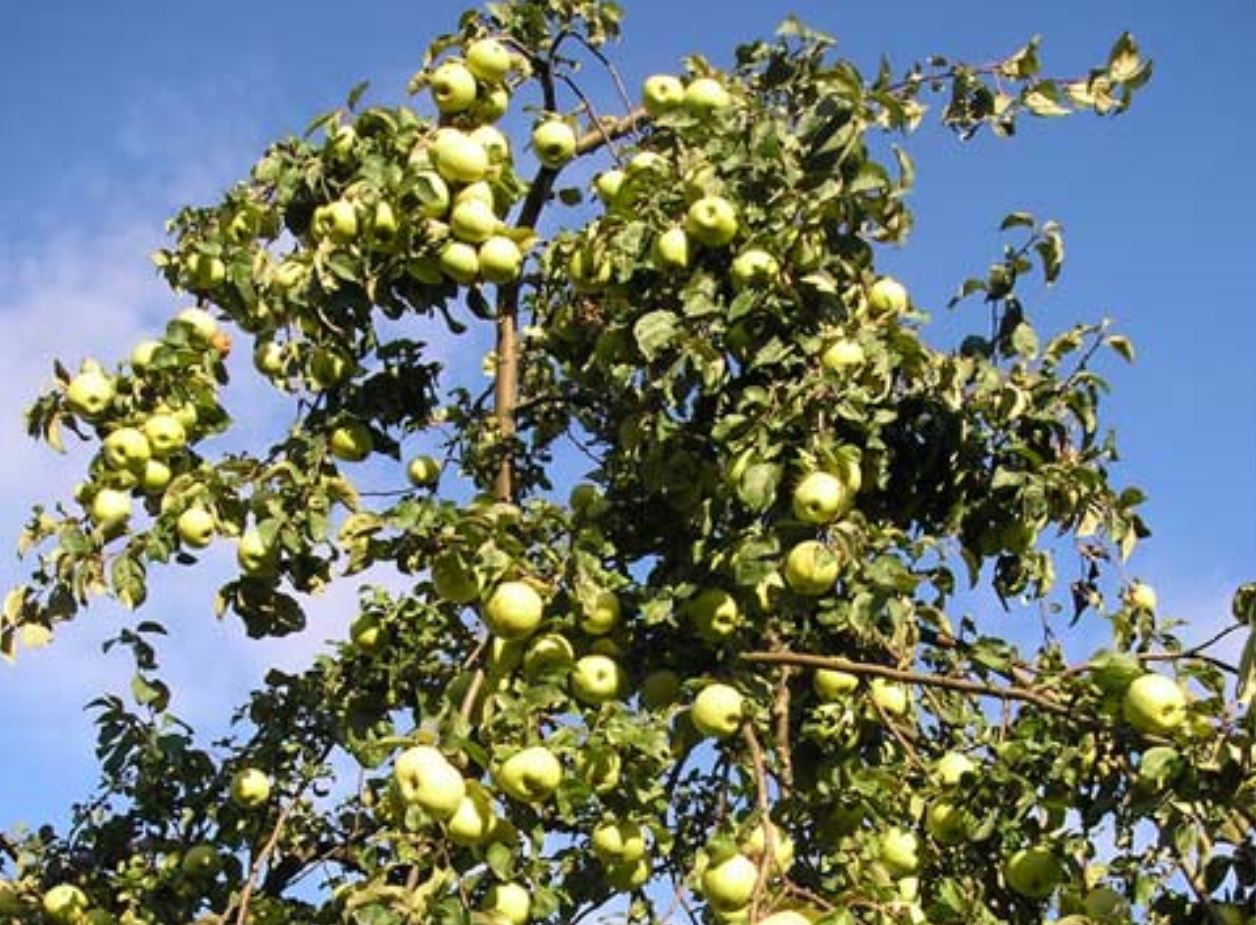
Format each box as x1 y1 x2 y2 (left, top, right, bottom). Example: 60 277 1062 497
42 885 89 924
934 752 977 788
327 123 356 160
571 654 624 704
371 201 399 240
605 855 651 890
440 241 481 284
594 169 626 205
271 259 306 290
652 226 690 271
684 77 732 114
432 129 490 184
312 200 359 244
495 745 563 803
238 529 278 578
177 506 215 549
685 195 738 247
868 276 909 315
1082 886 1129 920
642 74 685 115
691 683 744 739
568 248 612 292
469 125 510 165
350 612 384 653
626 151 667 176
189 253 226 290
742 821 795 874
143 413 187 457
472 85 511 123
783 540 839 595
532 119 577 169
581 590 620 635
414 170 452 218
130 339 162 370
484 882 530 925
701 853 757 912
90 488 132 529
640 669 682 709
880 828 920 877
329 422 373 462
484 581 544 639
479 235 524 284
1003 846 1063 899
407 455 441 488
1124 580 1157 612
181 844 222 879
592 820 647 863
450 198 500 244
394 745 465 819
175 307 219 343
430 60 478 114
729 248 779 288
140 459 172 494
793 471 849 524
813 668 859 701
1122 672 1187 735
103 427 152 471
870 678 910 717
687 587 740 641
253 340 285 378
822 337 865 373
523 632 575 679
65 367 115 418
466 38 512 83
446 780 499 846
230 768 272 809
924 800 969 845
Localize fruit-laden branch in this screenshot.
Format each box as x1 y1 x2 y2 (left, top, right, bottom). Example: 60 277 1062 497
740 651 1071 716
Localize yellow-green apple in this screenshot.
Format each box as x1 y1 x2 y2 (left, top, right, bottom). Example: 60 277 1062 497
701 853 758 912
571 654 624 704
414 170 452 217
432 554 479 603
407 455 441 487
327 123 356 160
143 413 187 457
484 581 544 639
371 201 399 240
451 198 500 244
478 235 523 283
1003 846 1063 899
924 800 969 845
495 745 563 803
484 882 530 925
466 38 511 83
691 683 744 739
879 828 919 877
181 844 222 879
523 632 575 679
177 506 215 548
742 821 795 874
394 745 466 819
868 276 909 315
1082 886 1129 921
592 820 647 863
581 590 620 635
688 588 740 641
469 125 510 165
793 471 849 524
103 427 152 471
641 668 682 709
594 169 626 205
312 200 359 244
605 856 651 890
350 612 384 653
934 752 976 788
446 779 498 846
42 885 88 924
1124 580 1157 612
532 119 577 169
652 226 690 271
140 459 172 494
456 180 496 208
65 365 115 418
329 422 373 462
869 678 910 716
684 77 732 114
175 307 219 343
432 129 490 184
821 337 865 373
440 241 481 284
271 259 306 291
253 340 285 378
783 540 839 595
642 74 685 115
190 253 226 289
230 768 272 809
626 151 667 176
472 85 511 123
729 248 779 288
430 61 478 114
237 529 278 577
130 339 162 370
813 668 859 701
1122 673 1187 735
90 489 132 530
685 196 738 247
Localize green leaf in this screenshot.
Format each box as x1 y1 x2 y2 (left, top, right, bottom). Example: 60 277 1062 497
736 462 782 513
1022 82 1070 117
1010 322 1039 359
633 310 679 362
1105 334 1136 363
1237 629 1256 706
999 211 1035 230
346 80 371 111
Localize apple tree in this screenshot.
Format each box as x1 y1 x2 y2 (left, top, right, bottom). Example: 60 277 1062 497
2 2 1253 924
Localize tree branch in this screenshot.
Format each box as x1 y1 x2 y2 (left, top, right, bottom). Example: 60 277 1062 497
741 723 774 923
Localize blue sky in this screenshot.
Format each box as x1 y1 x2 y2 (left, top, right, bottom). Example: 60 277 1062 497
1 0 1252 848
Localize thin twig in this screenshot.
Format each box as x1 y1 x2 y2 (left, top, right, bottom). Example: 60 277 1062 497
741 724 774 923
235 799 300 925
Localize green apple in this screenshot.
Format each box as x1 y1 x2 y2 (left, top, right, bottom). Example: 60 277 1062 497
42 885 89 924
350 612 384 653
594 169 626 205
140 459 172 494
691 683 744 739
685 195 738 247
371 201 399 240
626 151 668 176
329 422 373 462
430 60 478 114
783 540 839 595
440 241 481 284
253 340 285 378
181 843 222 879
495 745 563 803
641 668 682 709
472 85 511 123
592 820 647 863
451 198 500 244
456 180 496 208
407 455 441 488
652 226 690 271
868 276 909 315
687 587 740 642
175 306 219 343
685 77 732 115
532 119 577 169
1125 580 1157 612
869 678 910 717
65 366 115 418
90 488 132 530
466 38 512 83
581 590 620 635
237 529 278 577
479 235 524 284
130 339 162 370
189 253 226 289
793 471 849 524
469 125 511 165
701 853 757 912
432 129 490 184
177 506 215 549
1082 886 1129 921
605 856 651 891
821 337 865 373
484 581 544 639
103 427 152 471
813 668 859 701
642 74 685 116
568 248 612 291
571 654 624 704
230 768 272 809
327 123 357 160
742 821 795 874
730 248 779 288
271 259 306 291
413 170 452 218
880 828 919 878
523 632 575 679
432 554 479 603
934 752 976 788
924 800 969 845
143 413 187 457
1004 846 1063 899
445 780 498 846
312 200 359 244
394 745 465 819
1122 672 1187 735
484 882 530 925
